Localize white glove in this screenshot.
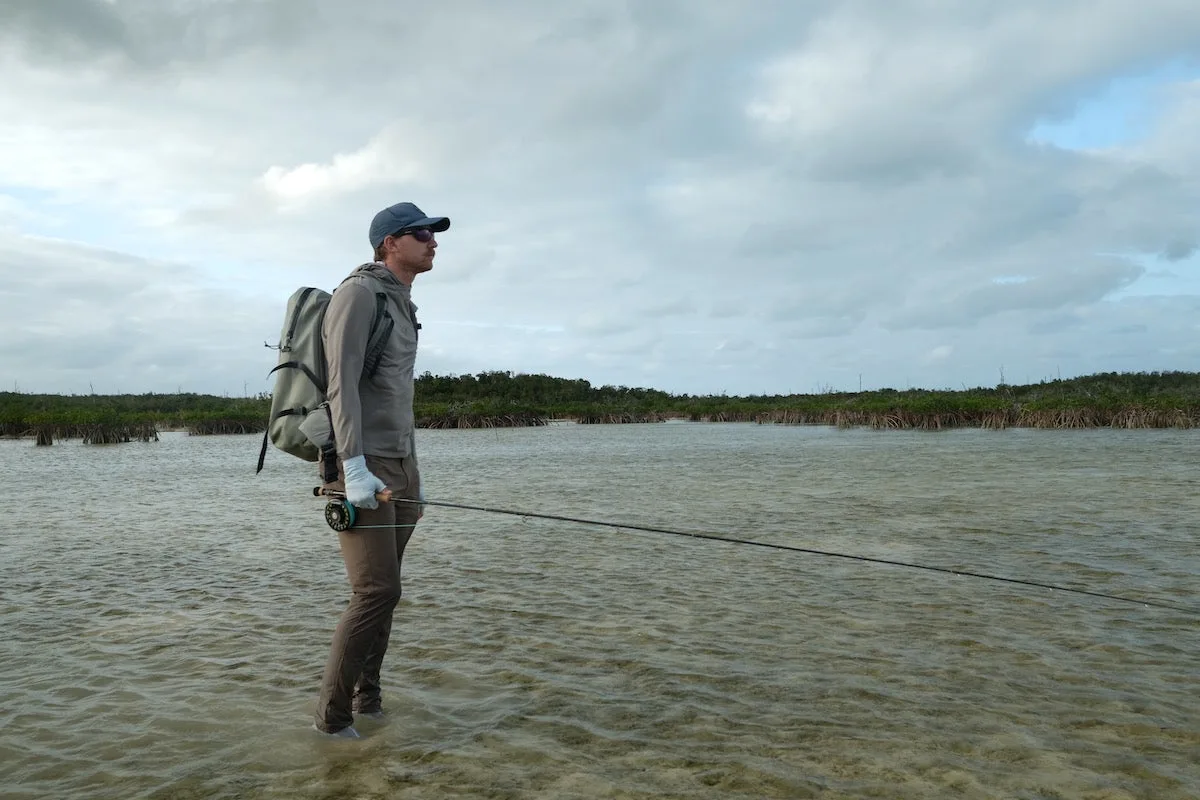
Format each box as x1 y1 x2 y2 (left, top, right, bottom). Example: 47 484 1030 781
343 455 386 510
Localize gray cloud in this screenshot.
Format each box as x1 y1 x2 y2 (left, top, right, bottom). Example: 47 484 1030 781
0 235 279 394
1 0 1199 395
1162 240 1197 261
0 0 322 70
0 0 130 63
885 258 1145 331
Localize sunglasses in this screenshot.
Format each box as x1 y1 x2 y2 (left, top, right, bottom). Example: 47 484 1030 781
391 228 435 243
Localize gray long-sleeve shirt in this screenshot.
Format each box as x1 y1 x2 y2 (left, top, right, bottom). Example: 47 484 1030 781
322 263 420 463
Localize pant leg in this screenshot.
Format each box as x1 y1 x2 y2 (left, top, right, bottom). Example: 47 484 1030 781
314 455 419 731
352 456 421 713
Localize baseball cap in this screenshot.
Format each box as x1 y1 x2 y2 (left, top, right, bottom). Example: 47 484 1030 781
368 202 450 249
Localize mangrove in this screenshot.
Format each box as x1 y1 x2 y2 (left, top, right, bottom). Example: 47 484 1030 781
1 370 1198 440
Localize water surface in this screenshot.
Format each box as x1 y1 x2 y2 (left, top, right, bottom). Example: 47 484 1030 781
2 423 1197 799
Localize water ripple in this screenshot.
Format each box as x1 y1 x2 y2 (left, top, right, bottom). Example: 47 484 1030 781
1 426 1197 799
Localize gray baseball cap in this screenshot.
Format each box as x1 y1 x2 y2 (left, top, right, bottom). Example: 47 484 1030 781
368 202 450 248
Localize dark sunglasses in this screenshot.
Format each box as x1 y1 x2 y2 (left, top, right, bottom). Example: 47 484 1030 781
391 228 435 243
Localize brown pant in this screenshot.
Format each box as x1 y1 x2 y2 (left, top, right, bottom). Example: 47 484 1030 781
314 454 422 733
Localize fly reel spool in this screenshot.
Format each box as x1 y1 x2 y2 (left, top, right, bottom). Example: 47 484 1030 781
324 499 357 531
314 486 392 532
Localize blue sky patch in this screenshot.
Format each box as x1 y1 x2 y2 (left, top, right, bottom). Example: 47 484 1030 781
1027 58 1199 150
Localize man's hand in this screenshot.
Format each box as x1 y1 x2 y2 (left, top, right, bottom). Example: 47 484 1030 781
343 455 387 510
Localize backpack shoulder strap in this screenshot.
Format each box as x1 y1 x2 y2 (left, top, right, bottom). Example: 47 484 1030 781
337 267 394 380
363 292 394 379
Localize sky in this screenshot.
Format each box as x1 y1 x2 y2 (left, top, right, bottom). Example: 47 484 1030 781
1 0 1199 398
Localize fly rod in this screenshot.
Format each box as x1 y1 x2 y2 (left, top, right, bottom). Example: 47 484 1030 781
313 487 1199 616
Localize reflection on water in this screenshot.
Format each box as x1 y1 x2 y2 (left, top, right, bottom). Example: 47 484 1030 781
1 424 1197 799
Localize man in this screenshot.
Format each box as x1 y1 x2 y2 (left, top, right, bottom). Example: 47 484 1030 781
313 201 449 738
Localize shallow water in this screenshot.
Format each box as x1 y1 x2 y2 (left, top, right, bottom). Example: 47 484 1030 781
1 423 1197 799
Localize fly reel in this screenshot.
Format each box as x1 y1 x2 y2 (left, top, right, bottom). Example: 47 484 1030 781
314 486 391 532
324 498 357 531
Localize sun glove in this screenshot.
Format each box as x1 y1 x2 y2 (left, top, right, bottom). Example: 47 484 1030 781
343 455 386 510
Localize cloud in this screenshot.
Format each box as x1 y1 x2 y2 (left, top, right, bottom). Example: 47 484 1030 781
1 0 1199 396
886 258 1146 331
255 124 430 208
0 0 130 64
1161 240 1197 261
0 232 280 394
923 345 953 365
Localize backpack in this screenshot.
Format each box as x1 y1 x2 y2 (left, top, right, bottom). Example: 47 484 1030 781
255 269 394 479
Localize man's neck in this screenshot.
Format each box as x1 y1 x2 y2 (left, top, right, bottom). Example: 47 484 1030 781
380 259 415 286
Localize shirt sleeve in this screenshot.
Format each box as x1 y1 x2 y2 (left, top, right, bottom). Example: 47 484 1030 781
322 281 376 461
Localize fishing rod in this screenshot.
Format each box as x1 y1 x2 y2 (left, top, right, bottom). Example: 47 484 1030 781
313 487 1199 616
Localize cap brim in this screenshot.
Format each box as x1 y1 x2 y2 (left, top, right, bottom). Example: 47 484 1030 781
413 216 450 233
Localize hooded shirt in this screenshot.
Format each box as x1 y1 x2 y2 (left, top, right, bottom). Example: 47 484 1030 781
322 262 420 464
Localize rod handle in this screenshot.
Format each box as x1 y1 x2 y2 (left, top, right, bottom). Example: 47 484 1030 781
313 486 392 503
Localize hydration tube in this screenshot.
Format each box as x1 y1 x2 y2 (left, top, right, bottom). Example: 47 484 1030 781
312 487 1198 616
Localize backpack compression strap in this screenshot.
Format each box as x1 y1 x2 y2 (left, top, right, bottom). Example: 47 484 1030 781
256 406 309 474
266 360 325 392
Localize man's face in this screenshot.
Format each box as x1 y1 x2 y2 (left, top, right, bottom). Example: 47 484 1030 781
387 227 437 274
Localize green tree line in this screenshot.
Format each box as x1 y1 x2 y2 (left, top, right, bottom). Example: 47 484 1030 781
3 370 1200 435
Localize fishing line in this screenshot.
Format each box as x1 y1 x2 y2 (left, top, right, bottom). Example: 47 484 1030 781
318 490 1198 616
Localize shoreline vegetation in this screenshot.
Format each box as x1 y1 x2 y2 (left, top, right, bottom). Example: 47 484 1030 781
2 370 1198 445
